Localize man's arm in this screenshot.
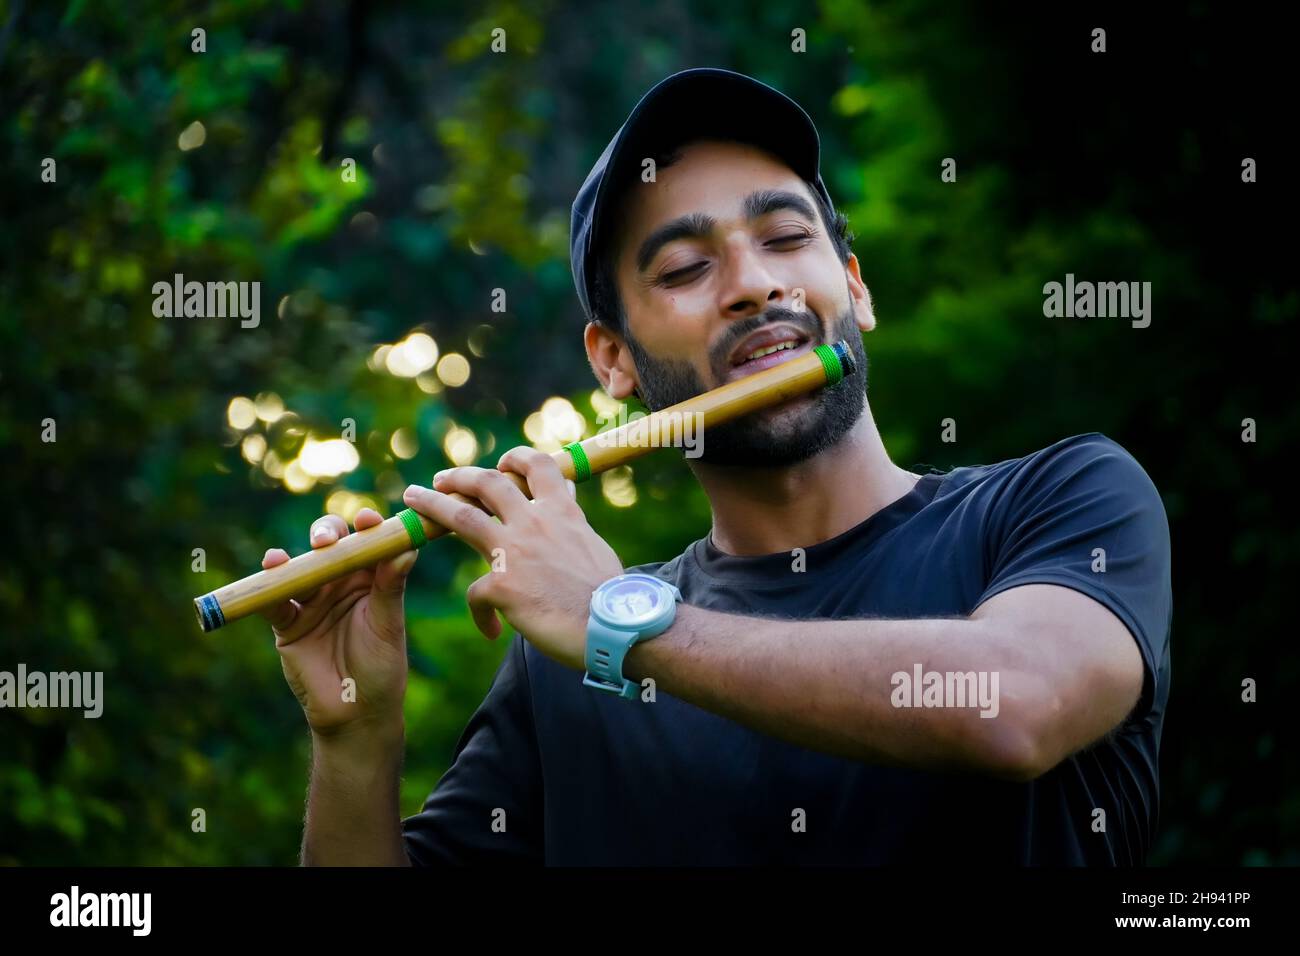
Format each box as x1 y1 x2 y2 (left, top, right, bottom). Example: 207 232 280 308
624 583 1144 782
405 436 1166 788
302 720 412 866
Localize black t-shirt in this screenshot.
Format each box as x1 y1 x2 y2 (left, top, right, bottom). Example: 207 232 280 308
402 433 1172 865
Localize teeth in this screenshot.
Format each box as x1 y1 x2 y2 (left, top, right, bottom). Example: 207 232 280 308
743 341 799 362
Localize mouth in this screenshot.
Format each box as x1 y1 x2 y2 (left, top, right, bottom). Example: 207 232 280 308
725 325 815 382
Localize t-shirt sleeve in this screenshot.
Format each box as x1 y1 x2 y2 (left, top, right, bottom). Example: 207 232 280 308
401 633 544 864
975 434 1172 720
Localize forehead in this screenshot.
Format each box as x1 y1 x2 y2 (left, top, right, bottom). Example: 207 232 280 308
613 140 814 266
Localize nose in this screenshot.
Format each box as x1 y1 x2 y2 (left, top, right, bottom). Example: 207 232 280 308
715 236 789 322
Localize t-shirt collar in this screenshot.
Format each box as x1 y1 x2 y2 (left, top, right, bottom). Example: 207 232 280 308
691 472 946 585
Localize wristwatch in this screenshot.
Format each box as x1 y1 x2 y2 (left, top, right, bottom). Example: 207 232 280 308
582 573 682 699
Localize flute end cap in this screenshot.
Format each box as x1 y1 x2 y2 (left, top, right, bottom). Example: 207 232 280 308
831 339 857 377
195 593 226 633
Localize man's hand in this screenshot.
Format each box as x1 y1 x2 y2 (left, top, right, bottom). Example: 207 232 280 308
402 446 624 670
258 508 415 740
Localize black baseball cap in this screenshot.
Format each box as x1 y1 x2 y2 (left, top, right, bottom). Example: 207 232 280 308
569 67 837 324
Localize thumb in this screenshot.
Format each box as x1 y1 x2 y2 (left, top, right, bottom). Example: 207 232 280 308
368 549 418 635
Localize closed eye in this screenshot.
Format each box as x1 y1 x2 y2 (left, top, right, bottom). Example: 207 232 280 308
767 232 812 246
658 233 813 285
661 262 707 285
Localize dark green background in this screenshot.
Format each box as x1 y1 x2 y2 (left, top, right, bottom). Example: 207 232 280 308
2 0 1295 864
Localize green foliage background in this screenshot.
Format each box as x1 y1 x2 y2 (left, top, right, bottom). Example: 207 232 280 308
1 0 1295 864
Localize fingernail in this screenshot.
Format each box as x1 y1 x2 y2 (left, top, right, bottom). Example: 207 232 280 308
433 470 448 482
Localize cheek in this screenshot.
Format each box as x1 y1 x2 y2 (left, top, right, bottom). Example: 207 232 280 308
651 293 704 343
665 285 720 326
805 279 846 320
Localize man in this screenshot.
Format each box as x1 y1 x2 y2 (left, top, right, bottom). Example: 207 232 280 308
261 68 1171 865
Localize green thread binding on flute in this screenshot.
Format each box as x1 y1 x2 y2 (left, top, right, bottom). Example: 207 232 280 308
564 441 591 482
397 508 428 548
812 343 843 386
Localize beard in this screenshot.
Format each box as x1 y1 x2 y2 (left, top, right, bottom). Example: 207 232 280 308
623 301 867 467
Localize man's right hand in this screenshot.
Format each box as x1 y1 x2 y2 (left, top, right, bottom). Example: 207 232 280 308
257 508 417 741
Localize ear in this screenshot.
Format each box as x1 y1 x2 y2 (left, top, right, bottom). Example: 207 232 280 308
844 254 876 333
585 321 641 400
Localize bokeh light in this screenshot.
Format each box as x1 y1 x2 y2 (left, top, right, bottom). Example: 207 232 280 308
283 459 315 493
601 466 637 508
261 450 285 479
178 120 206 151
443 425 479 465
298 437 360 478
325 490 382 525
254 392 285 423
590 388 622 421
390 427 419 459
226 396 257 430
240 433 267 464
385 332 439 377
436 352 470 387
523 396 588 452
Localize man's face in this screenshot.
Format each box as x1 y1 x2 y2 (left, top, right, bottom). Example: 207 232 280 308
604 139 874 467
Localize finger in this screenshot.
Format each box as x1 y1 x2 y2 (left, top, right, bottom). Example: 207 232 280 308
566 479 577 499
372 546 418 594
309 514 350 548
497 446 571 505
279 585 366 648
279 574 367 641
351 503 406 585
466 574 504 640
431 466 531 524
369 547 418 642
265 596 301 633
364 507 416 617
402 484 503 556
290 514 353 607
257 549 299 629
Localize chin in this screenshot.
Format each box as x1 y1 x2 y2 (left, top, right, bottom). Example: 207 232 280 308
694 388 860 468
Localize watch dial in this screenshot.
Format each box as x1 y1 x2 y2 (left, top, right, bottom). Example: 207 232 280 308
596 576 666 627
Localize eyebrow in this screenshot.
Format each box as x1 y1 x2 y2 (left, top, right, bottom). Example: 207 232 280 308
634 189 819 274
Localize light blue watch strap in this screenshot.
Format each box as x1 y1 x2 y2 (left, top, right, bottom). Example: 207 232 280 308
583 618 641 699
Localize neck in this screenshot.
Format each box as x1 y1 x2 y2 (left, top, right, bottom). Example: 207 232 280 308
687 403 918 557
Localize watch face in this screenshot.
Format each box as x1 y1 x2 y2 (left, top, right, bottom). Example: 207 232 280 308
593 574 673 629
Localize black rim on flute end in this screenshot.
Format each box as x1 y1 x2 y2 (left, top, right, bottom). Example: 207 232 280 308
195 594 225 633
831 339 856 378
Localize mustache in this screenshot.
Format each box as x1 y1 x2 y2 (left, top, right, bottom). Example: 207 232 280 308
711 307 824 377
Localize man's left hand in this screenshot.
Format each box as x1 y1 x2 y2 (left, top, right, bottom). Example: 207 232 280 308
402 446 624 671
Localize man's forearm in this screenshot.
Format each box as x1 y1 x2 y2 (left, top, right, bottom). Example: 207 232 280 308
302 723 411 866
623 604 1047 780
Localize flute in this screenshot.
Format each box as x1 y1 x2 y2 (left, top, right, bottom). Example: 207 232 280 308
194 340 856 632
